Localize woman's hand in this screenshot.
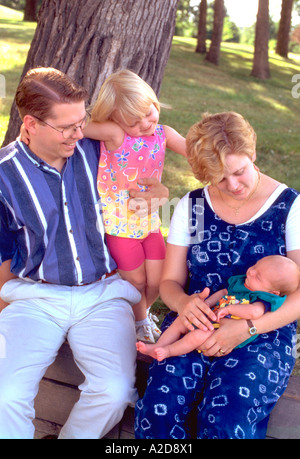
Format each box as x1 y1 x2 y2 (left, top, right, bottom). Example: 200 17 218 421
179 287 218 332
199 318 249 357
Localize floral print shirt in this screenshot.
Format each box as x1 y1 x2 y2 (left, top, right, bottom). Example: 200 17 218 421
97 125 166 238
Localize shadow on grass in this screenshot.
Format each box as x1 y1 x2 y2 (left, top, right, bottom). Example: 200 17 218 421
0 19 36 44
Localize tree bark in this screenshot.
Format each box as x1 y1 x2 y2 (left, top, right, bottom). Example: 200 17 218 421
195 0 207 54
205 0 225 65
276 0 294 58
251 0 270 79
3 0 179 146
23 0 38 21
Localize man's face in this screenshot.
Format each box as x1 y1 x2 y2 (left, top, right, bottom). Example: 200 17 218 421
30 101 87 171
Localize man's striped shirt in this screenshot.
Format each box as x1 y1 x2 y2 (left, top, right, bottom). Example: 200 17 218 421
0 139 116 286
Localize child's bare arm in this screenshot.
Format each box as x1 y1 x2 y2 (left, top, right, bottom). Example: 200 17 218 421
83 121 124 149
216 301 266 321
164 125 186 157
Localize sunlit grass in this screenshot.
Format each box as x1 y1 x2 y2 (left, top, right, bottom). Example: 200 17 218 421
0 10 36 139
0 5 23 20
159 36 300 198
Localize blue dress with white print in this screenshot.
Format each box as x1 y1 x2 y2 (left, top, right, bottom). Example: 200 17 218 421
135 186 299 440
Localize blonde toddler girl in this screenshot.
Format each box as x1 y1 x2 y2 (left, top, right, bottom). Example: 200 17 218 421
84 69 186 343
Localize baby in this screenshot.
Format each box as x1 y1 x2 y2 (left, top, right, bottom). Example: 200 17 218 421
137 255 300 361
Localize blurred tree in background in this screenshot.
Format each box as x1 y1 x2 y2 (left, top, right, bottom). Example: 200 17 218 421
3 0 180 145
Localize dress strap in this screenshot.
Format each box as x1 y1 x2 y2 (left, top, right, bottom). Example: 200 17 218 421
188 188 206 239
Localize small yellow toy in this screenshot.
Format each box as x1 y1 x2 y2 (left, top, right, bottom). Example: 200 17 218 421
197 296 250 351
212 295 250 321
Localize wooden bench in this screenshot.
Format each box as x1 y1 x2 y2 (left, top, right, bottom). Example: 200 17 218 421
33 342 300 439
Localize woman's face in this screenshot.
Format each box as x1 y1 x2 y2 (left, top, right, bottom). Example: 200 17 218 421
216 154 256 201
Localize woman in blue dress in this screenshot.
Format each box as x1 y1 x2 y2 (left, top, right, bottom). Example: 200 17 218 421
135 112 300 439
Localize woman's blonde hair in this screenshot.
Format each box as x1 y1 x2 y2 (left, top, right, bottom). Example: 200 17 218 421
91 69 161 124
186 112 257 185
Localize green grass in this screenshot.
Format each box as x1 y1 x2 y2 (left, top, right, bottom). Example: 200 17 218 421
0 4 23 20
0 6 36 142
159 37 300 206
1 9 300 373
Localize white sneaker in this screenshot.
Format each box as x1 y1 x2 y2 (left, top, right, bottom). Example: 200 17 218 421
148 312 161 340
136 321 155 343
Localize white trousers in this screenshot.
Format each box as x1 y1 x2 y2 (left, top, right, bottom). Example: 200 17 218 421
0 275 141 439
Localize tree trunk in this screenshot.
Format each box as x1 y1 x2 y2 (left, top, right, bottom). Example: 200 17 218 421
3 0 179 146
276 0 294 58
23 0 38 21
195 0 207 54
205 0 225 65
251 0 270 79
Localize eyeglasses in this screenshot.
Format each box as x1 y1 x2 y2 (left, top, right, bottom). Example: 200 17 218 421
34 113 90 139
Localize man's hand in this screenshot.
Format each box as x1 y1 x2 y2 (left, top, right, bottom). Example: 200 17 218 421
0 260 16 312
129 178 169 217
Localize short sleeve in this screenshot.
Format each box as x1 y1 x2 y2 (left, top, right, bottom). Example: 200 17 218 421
167 193 191 246
286 194 300 252
248 291 286 312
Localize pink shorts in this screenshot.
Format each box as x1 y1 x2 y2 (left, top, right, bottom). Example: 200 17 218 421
105 230 166 271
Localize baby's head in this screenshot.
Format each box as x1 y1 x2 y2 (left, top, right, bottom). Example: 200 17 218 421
245 255 300 296
91 69 160 126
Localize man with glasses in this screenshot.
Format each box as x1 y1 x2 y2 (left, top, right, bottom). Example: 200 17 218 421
0 67 168 439
33 112 90 139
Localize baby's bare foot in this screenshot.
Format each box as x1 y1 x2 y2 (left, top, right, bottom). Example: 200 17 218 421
136 341 148 354
136 341 157 358
155 347 169 361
